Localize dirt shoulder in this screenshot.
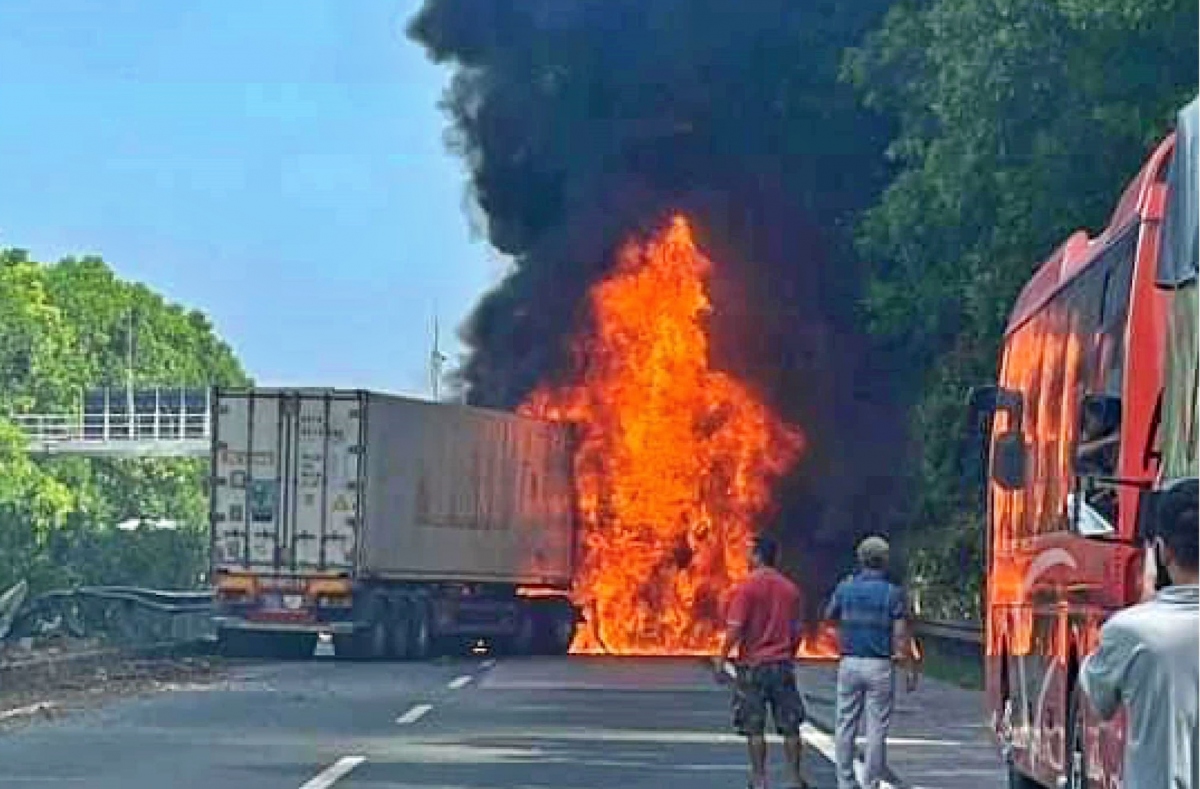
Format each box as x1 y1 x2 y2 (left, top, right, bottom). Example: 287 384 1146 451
0 638 226 731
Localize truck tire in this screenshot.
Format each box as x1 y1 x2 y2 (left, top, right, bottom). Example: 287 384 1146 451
501 610 536 656
545 614 574 656
367 613 389 660
528 603 575 655
335 600 390 661
408 606 432 660
389 605 411 660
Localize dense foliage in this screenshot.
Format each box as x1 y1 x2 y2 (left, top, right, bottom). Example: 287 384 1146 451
846 0 1197 615
414 0 1197 616
0 249 248 594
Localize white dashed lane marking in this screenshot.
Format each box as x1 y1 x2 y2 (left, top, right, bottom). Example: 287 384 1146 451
395 703 433 725
298 756 365 789
396 662 492 727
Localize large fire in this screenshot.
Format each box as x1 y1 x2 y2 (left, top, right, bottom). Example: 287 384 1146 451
521 215 811 655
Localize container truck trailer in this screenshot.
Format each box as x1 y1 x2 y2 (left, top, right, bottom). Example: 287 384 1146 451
209 388 579 659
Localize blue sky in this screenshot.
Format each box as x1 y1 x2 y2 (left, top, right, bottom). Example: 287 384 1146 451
0 0 504 396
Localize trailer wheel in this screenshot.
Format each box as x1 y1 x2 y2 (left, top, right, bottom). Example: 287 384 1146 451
334 600 389 660
366 609 389 660
404 605 431 660
503 610 535 656
528 603 575 655
546 614 574 656
389 606 411 660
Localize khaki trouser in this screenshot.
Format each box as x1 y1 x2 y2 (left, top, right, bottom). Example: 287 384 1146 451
835 656 894 789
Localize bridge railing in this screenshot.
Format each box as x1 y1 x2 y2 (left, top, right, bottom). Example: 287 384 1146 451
9 411 211 446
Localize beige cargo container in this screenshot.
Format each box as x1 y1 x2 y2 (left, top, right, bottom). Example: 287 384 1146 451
210 388 578 660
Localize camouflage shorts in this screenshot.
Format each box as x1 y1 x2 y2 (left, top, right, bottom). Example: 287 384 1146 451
732 661 806 736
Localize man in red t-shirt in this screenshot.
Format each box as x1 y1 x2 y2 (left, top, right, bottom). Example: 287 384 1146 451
713 534 810 789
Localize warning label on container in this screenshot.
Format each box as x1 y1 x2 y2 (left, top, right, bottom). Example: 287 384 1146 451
333 494 351 512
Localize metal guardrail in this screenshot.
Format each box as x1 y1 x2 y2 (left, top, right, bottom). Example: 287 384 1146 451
4 585 215 647
911 618 984 688
66 580 216 611
0 584 217 695
913 617 983 645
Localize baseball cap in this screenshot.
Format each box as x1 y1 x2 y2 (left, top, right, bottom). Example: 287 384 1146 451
857 535 890 565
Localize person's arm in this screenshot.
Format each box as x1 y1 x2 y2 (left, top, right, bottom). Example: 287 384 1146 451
1081 623 1139 720
789 592 804 655
713 587 747 678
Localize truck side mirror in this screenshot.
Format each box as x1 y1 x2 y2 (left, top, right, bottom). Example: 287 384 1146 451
991 430 1027 490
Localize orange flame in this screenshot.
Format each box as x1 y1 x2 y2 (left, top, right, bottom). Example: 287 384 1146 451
521 215 804 655
796 622 840 661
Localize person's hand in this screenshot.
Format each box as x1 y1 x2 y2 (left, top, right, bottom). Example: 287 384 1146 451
710 656 731 685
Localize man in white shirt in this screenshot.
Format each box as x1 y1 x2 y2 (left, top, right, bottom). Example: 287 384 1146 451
1081 478 1198 789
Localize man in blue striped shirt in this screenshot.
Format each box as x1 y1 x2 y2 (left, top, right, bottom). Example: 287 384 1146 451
824 536 910 789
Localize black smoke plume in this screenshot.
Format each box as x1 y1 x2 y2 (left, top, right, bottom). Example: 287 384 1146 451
409 0 908 617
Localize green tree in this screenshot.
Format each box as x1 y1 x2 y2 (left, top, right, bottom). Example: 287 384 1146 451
0 250 84 413
0 249 249 593
846 0 1197 611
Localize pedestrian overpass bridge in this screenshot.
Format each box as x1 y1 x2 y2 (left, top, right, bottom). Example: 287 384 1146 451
10 387 211 458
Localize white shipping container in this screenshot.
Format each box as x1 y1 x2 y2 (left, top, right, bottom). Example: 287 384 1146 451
210 389 577 588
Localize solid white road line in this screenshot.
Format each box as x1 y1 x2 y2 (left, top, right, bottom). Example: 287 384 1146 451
298 756 365 789
395 703 433 725
801 723 836 760
800 724 897 789
448 674 473 690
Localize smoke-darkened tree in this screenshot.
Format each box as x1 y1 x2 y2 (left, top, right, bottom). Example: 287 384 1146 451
846 0 1197 614
411 0 1199 618
409 0 906 610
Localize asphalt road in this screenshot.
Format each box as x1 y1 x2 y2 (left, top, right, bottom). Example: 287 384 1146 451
0 652 843 789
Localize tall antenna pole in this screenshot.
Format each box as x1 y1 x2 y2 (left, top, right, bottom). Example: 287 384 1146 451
430 313 447 401
126 308 135 431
